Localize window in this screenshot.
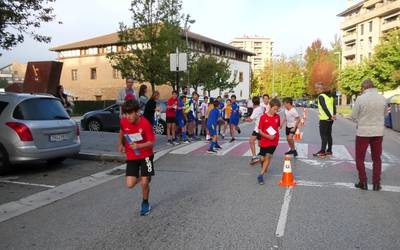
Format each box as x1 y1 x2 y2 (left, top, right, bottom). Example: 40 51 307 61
113 69 121 79
0 101 8 115
239 72 244 82
90 68 97 80
71 69 78 81
13 98 69 120
368 37 373 46
87 48 98 55
360 55 363 62
368 52 372 59
369 21 373 32
360 24 364 35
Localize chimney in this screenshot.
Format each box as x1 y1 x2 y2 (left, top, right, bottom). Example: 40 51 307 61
347 0 354 7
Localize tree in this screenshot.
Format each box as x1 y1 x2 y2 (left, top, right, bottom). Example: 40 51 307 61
0 79 8 88
304 39 329 83
309 57 338 95
338 63 373 96
107 0 193 92
369 29 400 91
0 0 59 55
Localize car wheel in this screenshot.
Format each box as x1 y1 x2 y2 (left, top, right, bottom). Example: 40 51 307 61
154 119 167 135
46 157 66 165
87 119 102 131
0 145 10 175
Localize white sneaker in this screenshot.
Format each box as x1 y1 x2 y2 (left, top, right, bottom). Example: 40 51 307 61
172 141 180 146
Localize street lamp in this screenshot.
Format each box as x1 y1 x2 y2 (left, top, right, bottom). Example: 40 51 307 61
184 25 191 93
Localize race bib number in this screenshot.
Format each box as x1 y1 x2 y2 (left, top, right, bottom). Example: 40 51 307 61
128 133 143 142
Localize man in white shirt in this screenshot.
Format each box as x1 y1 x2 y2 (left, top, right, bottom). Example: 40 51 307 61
117 77 138 105
281 97 300 157
243 96 264 165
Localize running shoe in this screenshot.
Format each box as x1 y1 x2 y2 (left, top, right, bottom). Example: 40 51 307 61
167 140 174 146
257 175 264 185
285 150 294 155
293 150 298 157
313 150 326 157
207 149 217 154
229 138 236 143
172 140 180 146
325 151 333 157
250 156 261 165
182 140 190 144
237 127 241 134
140 202 151 216
215 145 223 150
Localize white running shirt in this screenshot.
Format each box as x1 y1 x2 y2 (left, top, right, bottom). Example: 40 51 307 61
260 102 271 113
250 106 264 132
285 107 300 128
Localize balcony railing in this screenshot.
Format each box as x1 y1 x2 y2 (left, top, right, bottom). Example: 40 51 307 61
382 18 400 31
343 32 357 42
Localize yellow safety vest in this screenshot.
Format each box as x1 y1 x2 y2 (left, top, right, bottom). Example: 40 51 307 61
318 94 334 120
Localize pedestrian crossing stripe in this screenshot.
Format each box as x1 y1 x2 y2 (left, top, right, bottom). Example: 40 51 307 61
169 141 399 164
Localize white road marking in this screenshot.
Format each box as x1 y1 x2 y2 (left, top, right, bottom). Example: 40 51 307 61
0 180 55 189
294 143 308 159
0 146 173 223
169 141 206 154
297 180 400 193
331 145 354 161
217 141 244 156
275 187 293 238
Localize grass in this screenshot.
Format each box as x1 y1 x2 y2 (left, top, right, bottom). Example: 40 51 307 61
337 105 352 116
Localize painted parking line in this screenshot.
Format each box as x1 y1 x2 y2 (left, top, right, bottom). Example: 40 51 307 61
0 146 174 223
0 180 55 189
275 187 293 238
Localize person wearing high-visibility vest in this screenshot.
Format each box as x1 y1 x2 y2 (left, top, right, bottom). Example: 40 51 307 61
313 83 336 157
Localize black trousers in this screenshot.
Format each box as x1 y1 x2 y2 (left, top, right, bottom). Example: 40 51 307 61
319 120 333 152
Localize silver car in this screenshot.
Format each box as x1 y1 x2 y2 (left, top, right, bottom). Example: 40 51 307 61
0 92 80 173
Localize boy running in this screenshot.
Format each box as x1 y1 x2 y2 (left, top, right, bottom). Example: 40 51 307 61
242 96 263 165
166 91 179 145
207 99 222 154
222 99 232 139
257 98 281 185
229 95 241 142
281 97 300 157
176 95 189 144
118 100 155 216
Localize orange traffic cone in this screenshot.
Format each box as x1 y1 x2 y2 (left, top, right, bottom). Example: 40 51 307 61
279 155 296 187
294 128 302 141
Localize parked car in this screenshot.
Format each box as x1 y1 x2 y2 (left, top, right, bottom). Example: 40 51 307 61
0 92 81 174
81 103 167 135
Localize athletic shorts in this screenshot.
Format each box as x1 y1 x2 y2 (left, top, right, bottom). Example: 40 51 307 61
166 117 176 124
224 118 230 122
188 113 195 122
126 155 155 177
286 127 296 136
252 131 261 140
229 117 239 126
207 124 217 136
176 118 186 128
258 146 277 157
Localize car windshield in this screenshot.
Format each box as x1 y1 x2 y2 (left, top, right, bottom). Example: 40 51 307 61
13 98 70 120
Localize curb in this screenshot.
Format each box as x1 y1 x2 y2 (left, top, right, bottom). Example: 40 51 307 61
72 152 125 163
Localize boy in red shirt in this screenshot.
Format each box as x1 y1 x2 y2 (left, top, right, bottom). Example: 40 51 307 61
166 91 179 145
118 100 155 216
257 98 282 185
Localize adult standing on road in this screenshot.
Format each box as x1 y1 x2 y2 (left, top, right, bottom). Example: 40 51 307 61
313 83 336 157
143 91 160 126
117 77 137 105
351 80 386 191
138 84 149 113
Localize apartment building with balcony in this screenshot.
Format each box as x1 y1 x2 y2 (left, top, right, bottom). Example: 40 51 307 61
230 36 273 72
50 31 255 100
338 0 400 67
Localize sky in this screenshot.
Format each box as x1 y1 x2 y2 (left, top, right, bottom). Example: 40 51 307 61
0 0 350 67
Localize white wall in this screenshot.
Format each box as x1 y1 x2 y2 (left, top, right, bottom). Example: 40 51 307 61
194 58 251 100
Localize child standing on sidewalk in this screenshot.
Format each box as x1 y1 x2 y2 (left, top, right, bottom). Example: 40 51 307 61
281 97 300 157
257 98 281 185
118 100 156 216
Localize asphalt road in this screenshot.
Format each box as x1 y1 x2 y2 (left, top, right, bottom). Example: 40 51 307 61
1 109 400 249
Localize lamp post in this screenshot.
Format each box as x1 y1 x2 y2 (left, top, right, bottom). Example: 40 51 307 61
184 25 191 93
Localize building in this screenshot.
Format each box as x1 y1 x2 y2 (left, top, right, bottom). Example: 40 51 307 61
0 62 26 85
50 31 255 101
230 36 273 72
338 0 400 67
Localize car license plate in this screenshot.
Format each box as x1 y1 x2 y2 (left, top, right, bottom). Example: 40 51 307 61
49 133 69 142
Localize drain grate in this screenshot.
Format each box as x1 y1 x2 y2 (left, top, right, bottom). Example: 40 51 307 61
107 169 125 176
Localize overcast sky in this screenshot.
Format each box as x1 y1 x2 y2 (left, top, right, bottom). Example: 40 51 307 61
0 0 349 66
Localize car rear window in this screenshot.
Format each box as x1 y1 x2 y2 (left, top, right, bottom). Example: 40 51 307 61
0 101 8 115
13 98 70 120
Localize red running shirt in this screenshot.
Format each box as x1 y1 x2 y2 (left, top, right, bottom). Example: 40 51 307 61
120 116 155 160
258 113 280 148
166 97 178 118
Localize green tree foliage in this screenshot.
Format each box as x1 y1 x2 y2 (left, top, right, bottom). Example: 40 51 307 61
0 0 59 55
338 63 373 96
257 56 306 98
107 0 193 92
188 54 238 96
0 78 8 88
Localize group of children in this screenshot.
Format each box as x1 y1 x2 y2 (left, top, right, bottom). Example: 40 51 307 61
117 91 306 216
